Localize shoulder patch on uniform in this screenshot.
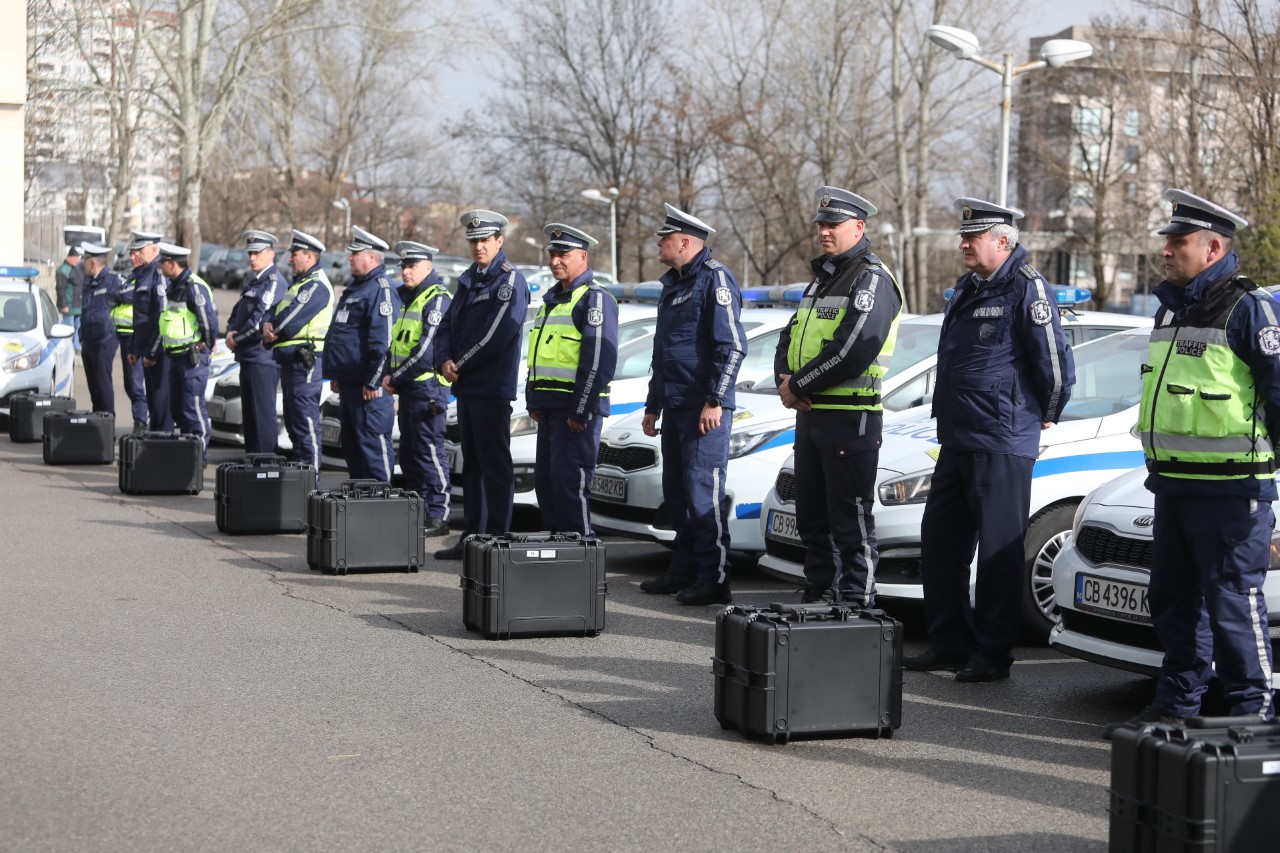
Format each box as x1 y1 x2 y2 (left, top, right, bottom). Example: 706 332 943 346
297 287 312 304
715 286 732 306
497 283 513 301
427 309 443 326
1029 299 1053 326
586 306 604 327
194 288 206 307
1020 263 1041 280
705 259 722 270
1258 326 1280 356
852 289 875 312
379 301 392 316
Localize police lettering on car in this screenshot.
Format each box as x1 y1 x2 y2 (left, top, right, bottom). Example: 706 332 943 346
774 186 903 606
77 242 123 415
155 242 220 459
638 204 747 606
386 240 453 538
125 230 173 431
225 229 284 454
906 197 1075 683
526 223 619 537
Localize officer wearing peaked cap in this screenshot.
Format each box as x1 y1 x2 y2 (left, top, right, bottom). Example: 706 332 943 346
907 197 1075 683
1103 189 1279 736
155 242 220 457
638 204 747 605
262 229 334 469
78 242 122 415
324 226 401 482
125 230 173 431
110 233 151 430
433 209 530 559
386 240 453 537
527 223 619 536
774 186 903 606
226 229 284 453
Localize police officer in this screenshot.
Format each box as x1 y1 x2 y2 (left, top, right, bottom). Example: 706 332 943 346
126 230 173 431
1103 190 1278 736
155 243 219 456
226 230 284 454
905 198 1075 682
433 210 530 560
638 204 747 606
527 223 619 536
110 235 150 431
324 226 399 482
774 187 903 605
78 242 122 414
386 241 452 538
262 230 333 470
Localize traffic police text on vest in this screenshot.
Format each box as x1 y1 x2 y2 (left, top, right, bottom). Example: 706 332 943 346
389 240 453 531
526 223 620 536
127 230 172 431
78 242 122 415
774 186 903 606
226 229 284 454
156 242 220 456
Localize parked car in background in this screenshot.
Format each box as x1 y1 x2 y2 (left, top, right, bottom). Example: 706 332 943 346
0 266 76 419
204 247 251 289
196 242 225 281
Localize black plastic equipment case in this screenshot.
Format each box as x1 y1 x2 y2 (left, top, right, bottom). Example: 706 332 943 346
713 603 903 743
8 393 76 442
1109 716 1280 852
215 453 316 534
305 479 423 574
42 411 114 464
117 431 204 494
461 532 606 639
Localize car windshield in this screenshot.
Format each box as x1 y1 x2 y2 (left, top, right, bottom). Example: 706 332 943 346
1058 331 1149 422
885 321 942 379
0 292 37 332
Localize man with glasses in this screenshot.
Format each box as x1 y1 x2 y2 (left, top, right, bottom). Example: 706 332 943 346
225 230 284 454
125 230 172 431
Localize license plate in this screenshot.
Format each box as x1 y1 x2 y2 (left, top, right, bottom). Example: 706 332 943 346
321 423 341 446
1075 573 1151 623
590 473 627 503
767 510 800 543
447 448 459 473
208 398 225 420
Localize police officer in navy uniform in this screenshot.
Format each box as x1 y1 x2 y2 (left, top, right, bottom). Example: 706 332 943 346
262 230 333 470
386 241 452 538
433 210 530 560
110 238 149 431
155 243 219 457
1103 190 1279 737
905 198 1075 682
527 223 619 536
127 230 173 431
226 229 284 454
324 226 400 482
78 242 122 414
775 187 903 605
638 204 747 606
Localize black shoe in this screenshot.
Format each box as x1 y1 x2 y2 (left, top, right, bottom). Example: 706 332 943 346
639 573 690 595
132 419 147 434
433 541 465 560
955 654 1012 683
800 587 831 604
1101 705 1184 741
423 519 449 538
675 580 732 606
903 649 966 672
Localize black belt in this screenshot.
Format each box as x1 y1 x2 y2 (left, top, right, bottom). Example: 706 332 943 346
1150 458 1276 476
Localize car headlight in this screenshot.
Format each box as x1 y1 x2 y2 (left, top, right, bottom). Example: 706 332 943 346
1 344 42 373
878 470 932 505
1072 490 1098 535
510 413 538 436
728 427 789 459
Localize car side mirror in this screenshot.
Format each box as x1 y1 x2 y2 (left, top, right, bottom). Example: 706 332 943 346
50 323 75 339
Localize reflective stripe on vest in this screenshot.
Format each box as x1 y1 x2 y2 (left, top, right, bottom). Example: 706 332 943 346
111 281 135 332
785 263 903 410
159 274 213 353
526 284 609 397
1139 284 1277 481
274 270 334 352
390 283 447 383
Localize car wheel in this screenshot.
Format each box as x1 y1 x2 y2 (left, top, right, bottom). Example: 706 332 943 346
1021 502 1077 640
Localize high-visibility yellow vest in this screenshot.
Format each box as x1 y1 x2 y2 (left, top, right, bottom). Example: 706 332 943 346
390 283 449 383
159 273 214 353
526 283 610 398
274 269 334 352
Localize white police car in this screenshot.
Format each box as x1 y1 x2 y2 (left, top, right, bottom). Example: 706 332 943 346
0 267 76 418
757 324 1155 635
1048 466 1280 687
206 360 289 449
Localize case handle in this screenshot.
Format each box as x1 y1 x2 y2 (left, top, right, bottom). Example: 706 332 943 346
244 453 286 465
501 531 584 543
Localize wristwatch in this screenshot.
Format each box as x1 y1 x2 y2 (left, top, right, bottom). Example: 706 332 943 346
706 395 722 407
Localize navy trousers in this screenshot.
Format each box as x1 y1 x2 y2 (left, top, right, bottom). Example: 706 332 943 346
337 383 394 482
661 406 733 586
1150 495 1275 719
534 409 603 536
167 350 210 457
116 334 148 424
81 336 118 414
143 354 172 431
919 448 1035 666
239 359 280 454
397 388 451 521
457 396 513 535
280 353 323 469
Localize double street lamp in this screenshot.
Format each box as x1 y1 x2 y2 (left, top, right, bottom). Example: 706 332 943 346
925 25 1094 207
581 186 619 282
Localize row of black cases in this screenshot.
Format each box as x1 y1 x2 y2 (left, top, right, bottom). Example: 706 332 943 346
8 393 76 442
42 411 115 464
305 479 424 574
118 432 204 495
215 453 316 534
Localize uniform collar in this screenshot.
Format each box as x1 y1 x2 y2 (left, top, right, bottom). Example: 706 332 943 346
1154 252 1240 313
661 246 713 288
397 269 441 300
167 268 191 292
546 269 594 303
351 263 387 286
811 237 870 278
294 262 320 283
473 249 510 282
132 257 159 276
254 264 277 282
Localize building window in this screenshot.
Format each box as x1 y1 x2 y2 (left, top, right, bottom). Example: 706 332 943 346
1124 110 1140 137
1075 106 1104 136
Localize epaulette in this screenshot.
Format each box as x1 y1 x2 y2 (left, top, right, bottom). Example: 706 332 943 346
704 259 723 270
1233 274 1260 292
863 252 884 267
501 262 514 273
1019 263 1041 280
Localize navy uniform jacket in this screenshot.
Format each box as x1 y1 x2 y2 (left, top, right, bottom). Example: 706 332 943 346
390 270 451 392
932 244 1075 459
129 257 166 358
436 248 529 399
80 266 122 347
152 268 219 358
228 264 284 364
1147 252 1280 501
525 270 620 419
324 264 399 389
645 247 746 413
263 263 332 365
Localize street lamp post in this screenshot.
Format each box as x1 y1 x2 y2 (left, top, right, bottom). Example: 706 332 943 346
524 235 542 264
924 26 1094 207
581 186 619 282
332 198 351 237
